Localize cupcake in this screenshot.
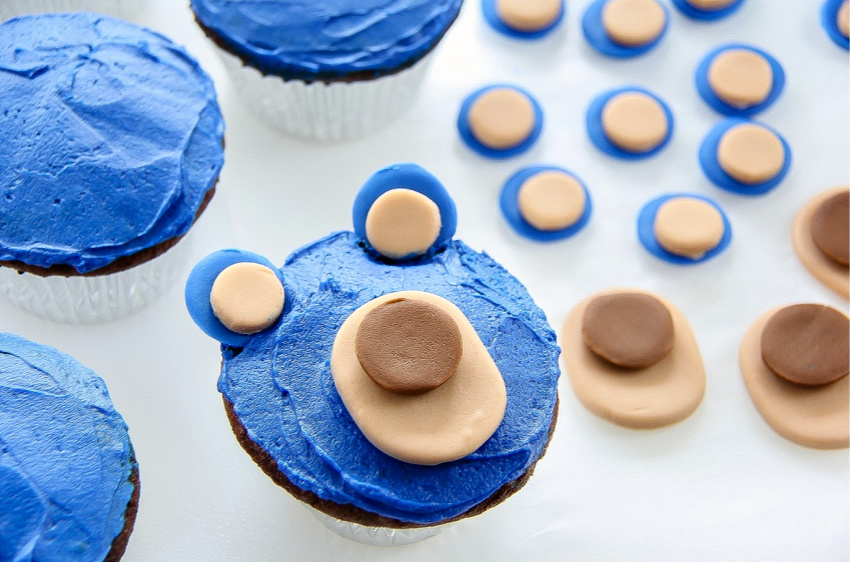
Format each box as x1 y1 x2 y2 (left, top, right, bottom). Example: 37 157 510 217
0 12 225 324
0 0 144 21
0 333 139 561
185 163 560 545
190 0 463 140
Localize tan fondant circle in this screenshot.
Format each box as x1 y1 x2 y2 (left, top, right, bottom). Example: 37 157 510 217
811 189 849 266
792 186 850 299
355 298 463 395
210 262 284 335
601 91 669 153
707 49 773 108
686 0 736 9
496 0 562 32
467 88 536 150
331 291 507 465
602 0 666 47
562 288 705 429
740 307 849 449
517 170 586 231
365 188 441 260
839 0 850 39
653 197 725 259
717 123 785 185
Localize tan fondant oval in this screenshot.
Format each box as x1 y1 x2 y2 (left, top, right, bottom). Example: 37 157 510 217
365 188 441 260
331 291 507 465
467 88 535 150
687 0 736 9
210 262 285 334
601 91 669 153
562 288 705 429
517 170 586 231
717 123 785 185
496 0 562 32
602 0 666 47
740 307 849 449
653 197 725 259
792 186 850 299
708 49 773 108
839 0 849 39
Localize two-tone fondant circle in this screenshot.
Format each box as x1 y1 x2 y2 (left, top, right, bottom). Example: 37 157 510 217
822 0 850 50
458 85 544 159
792 187 850 299
695 44 785 117
587 87 674 159
638 194 733 264
582 0 669 58
500 166 592 242
699 119 791 195
671 0 746 21
482 0 565 39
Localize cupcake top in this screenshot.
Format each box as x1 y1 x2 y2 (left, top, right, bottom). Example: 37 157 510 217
186 164 560 524
190 0 464 81
0 333 137 561
0 13 224 274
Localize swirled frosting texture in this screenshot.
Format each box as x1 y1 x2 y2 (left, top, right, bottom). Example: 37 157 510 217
0 13 225 273
219 231 559 524
190 0 464 80
0 333 136 561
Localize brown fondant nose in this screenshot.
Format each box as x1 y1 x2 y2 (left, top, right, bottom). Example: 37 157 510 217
582 292 675 369
761 304 850 386
355 298 463 395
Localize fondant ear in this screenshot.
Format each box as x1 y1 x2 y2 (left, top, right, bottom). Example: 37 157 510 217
185 249 285 347
352 163 457 260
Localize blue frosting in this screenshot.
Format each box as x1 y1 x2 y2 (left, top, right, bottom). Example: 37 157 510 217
582 0 669 58
197 231 559 524
481 0 566 40
500 165 593 242
695 44 785 117
0 333 136 561
190 0 464 80
822 0 850 50
457 85 545 160
0 13 225 274
586 86 674 160
670 0 746 21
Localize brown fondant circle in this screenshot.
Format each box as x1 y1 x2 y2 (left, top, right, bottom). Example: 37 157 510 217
365 188 441 260
717 123 785 185
792 187 849 299
602 0 666 47
517 170 586 231
707 49 773 108
582 292 675 369
760 304 849 387
810 190 849 266
601 91 669 153
686 0 736 9
496 0 562 32
839 0 850 38
467 88 535 150
355 298 463 395
653 197 725 259
210 262 285 335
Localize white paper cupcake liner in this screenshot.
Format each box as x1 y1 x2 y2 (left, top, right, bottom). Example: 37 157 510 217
0 235 190 325
0 0 144 21
308 507 444 546
217 48 433 141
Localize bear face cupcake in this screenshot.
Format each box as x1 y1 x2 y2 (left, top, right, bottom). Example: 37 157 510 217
0 13 225 324
185 163 560 545
0 333 139 561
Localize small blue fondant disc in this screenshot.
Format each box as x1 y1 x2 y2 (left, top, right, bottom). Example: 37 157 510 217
481 0 566 40
670 0 746 21
822 0 850 50
500 165 593 242
698 118 792 196
586 86 675 160
457 84 544 159
582 0 669 58
695 43 785 117
185 249 285 347
637 193 733 265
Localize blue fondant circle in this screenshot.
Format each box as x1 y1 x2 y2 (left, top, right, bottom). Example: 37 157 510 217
481 0 566 40
695 43 785 117
698 118 792 196
351 163 458 258
670 0 745 21
637 193 733 265
822 0 850 50
457 84 544 159
582 0 669 58
500 166 593 242
586 86 675 160
185 249 286 347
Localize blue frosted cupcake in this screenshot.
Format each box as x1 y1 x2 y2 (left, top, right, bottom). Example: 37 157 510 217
0 333 139 561
0 13 225 323
185 164 560 545
191 0 463 140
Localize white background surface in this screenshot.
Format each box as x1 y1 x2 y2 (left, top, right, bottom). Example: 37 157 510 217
1 1 848 560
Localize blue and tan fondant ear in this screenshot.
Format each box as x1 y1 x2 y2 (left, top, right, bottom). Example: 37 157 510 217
185 249 285 347
352 163 458 260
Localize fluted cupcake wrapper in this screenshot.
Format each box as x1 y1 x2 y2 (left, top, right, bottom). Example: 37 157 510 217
308 507 445 546
0 0 144 21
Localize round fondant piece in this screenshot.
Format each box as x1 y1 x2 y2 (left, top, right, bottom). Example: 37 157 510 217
822 0 850 49
365 188 442 260
811 190 850 266
582 292 675 369
689 0 737 8
602 0 666 47
467 88 536 150
740 307 849 449
708 49 773 108
517 170 587 231
840 0 850 37
355 298 463 395
496 0 563 32
210 262 285 335
653 197 725 259
601 91 670 153
671 0 745 20
760 304 849 387
792 187 850 299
